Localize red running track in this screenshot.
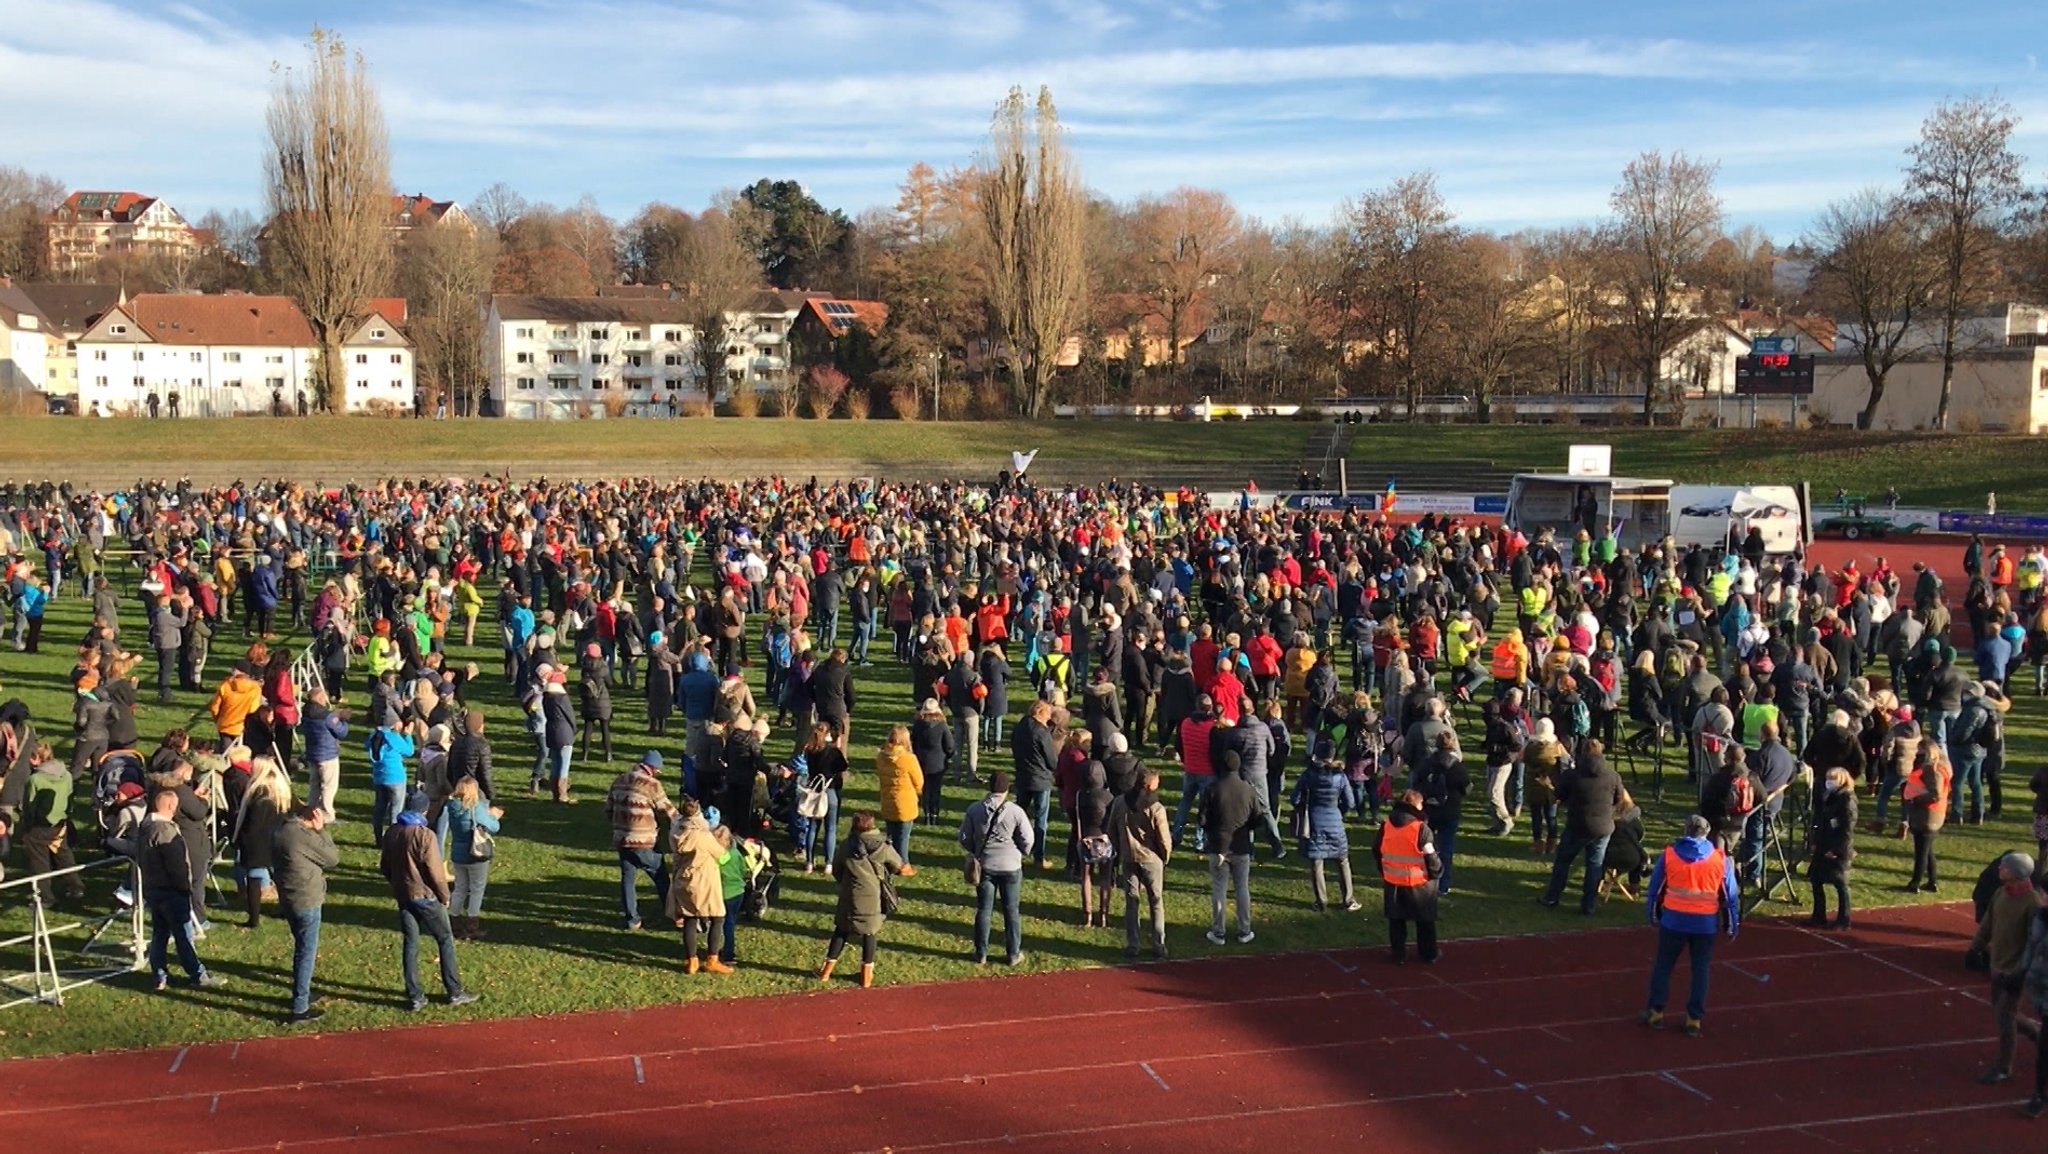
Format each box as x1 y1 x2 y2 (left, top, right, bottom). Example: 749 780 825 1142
1 902 2035 1153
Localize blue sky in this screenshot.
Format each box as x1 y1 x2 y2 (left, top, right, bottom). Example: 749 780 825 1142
3 0 2044 238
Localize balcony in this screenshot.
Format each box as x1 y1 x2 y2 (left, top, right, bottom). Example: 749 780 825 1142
750 331 784 347
750 355 786 372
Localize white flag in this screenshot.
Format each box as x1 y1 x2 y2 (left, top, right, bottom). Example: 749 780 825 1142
1011 449 1039 475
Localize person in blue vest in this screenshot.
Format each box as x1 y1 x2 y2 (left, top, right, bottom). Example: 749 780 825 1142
1642 814 1741 1037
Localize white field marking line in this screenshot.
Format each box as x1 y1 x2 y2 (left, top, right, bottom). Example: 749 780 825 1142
1319 951 1358 974
177 1032 1994 1154
1723 962 1769 983
1655 1070 1711 1101
228 1043 240 1062
1542 1099 2014 1153
1802 922 1995 1007
1140 1061 1171 1091
1 976 1984 1121
167 1047 189 1074
631 1056 644 1084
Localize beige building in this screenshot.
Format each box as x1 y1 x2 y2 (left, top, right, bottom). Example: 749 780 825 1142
1810 348 2048 432
46 191 199 275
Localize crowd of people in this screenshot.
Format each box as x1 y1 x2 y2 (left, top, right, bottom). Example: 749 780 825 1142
1 470 2047 1115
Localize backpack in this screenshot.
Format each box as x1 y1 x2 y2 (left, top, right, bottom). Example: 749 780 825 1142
1568 697 1591 738
1727 773 1756 817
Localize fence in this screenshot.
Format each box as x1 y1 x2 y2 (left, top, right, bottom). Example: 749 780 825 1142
1 857 145 1009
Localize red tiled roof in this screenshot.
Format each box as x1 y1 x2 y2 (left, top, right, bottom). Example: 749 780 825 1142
390 194 457 224
56 191 158 221
116 294 316 347
364 297 409 325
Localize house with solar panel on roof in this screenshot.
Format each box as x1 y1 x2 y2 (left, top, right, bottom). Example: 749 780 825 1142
45 192 199 276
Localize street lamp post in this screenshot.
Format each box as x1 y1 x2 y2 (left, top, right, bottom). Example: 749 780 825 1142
929 351 941 422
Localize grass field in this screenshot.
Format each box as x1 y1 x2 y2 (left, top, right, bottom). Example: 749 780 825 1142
1 567 2033 1059
2 417 2040 511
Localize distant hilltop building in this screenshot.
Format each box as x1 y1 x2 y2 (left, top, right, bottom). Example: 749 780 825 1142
46 191 199 275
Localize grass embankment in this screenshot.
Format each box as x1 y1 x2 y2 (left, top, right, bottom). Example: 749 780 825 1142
0 577 2024 1059
0 417 1309 474
1344 427 2040 510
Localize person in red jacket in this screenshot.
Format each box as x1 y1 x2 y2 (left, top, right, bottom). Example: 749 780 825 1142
1210 660 1247 725
1245 626 1284 702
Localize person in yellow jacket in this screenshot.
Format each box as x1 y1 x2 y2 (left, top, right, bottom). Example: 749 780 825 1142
455 575 483 646
1446 610 1485 699
365 619 404 680
208 661 264 752
874 724 926 876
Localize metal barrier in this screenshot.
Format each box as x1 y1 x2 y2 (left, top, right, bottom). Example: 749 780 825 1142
0 856 145 1009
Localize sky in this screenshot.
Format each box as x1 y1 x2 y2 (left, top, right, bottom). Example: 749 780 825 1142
3 0 2046 239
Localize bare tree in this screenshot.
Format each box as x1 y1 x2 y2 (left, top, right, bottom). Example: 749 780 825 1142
472 182 529 243
1807 188 1939 429
561 194 618 287
974 85 1087 417
1444 232 1538 420
675 205 758 403
1904 96 2027 430
1130 187 1240 381
1606 151 1722 423
1517 226 1605 394
399 224 497 415
1342 172 1462 417
263 29 394 411
0 165 65 280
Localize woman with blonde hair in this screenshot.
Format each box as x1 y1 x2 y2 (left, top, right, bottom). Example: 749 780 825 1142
875 724 925 875
231 757 292 930
1808 766 1857 929
444 776 502 940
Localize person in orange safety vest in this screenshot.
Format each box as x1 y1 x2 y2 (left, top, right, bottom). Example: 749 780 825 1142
1641 814 1740 1037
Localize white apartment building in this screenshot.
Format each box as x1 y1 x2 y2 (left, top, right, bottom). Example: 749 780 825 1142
484 294 704 419
13 283 123 398
482 290 806 419
0 281 50 396
75 293 413 416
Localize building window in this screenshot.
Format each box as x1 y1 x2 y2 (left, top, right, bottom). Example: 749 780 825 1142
267 377 285 388
111 324 127 335
550 377 575 390
663 329 682 343
224 379 242 388
515 327 534 339
391 380 404 389
132 376 144 387
354 379 368 390
664 354 683 366
592 379 608 390
190 351 202 363
355 353 369 364
625 329 642 341
133 351 145 361
551 328 571 340
550 351 571 365
591 354 609 366
266 354 284 364
516 377 536 390
191 377 202 387
94 349 107 361
370 328 387 340
589 328 609 341
95 375 107 387
627 354 644 367
516 352 534 364
390 353 402 364
223 352 241 363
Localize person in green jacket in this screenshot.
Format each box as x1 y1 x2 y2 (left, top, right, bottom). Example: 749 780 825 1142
708 809 746 966
22 743 86 904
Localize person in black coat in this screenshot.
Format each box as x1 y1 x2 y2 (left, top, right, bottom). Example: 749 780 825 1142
578 645 614 764
1541 739 1624 915
808 649 857 741
1010 700 1061 868
1412 730 1470 895
910 700 956 822
1601 793 1648 899
1807 766 1857 929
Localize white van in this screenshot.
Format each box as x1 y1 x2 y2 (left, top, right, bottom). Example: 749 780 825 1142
1669 484 1808 555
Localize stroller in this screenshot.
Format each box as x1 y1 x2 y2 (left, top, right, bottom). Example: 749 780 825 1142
738 838 780 921
93 749 149 907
